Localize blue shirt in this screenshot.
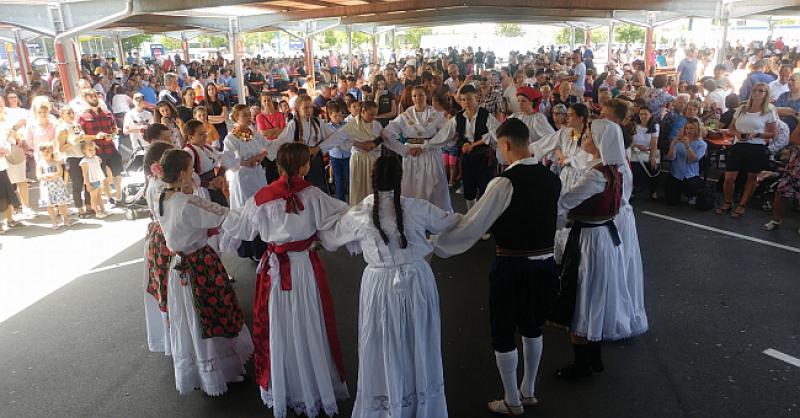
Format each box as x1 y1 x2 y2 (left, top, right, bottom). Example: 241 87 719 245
138 85 157 104
669 139 707 180
739 71 776 101
664 111 687 141
774 91 800 132
327 122 350 159
347 87 362 101
678 58 698 83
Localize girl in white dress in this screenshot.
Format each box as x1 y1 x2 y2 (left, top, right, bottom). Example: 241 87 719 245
550 119 640 380
222 143 350 418
155 149 253 396
383 86 452 211
321 156 460 418
224 104 270 259
184 119 227 207
532 103 593 262
142 142 175 354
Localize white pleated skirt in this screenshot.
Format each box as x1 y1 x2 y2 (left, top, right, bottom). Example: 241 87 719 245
402 147 452 212
614 205 649 336
226 165 267 210
144 293 171 355
351 260 448 418
261 250 349 418
571 226 637 342
167 267 254 396
349 151 376 206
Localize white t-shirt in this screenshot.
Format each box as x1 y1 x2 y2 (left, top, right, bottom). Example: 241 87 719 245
768 80 789 102
573 62 586 92
124 108 154 147
111 94 133 114
80 155 106 183
632 124 659 149
707 89 727 112
734 107 778 145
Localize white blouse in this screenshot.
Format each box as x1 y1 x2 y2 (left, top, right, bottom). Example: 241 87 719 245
157 192 228 253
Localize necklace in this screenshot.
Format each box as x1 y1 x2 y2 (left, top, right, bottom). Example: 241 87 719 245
232 125 254 142
570 129 581 142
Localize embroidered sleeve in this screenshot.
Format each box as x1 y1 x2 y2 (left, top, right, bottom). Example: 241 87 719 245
186 195 228 229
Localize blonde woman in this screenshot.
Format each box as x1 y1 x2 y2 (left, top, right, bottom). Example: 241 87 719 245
717 82 778 218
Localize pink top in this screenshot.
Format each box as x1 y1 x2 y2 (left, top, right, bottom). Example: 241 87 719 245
255 112 287 139
26 117 57 153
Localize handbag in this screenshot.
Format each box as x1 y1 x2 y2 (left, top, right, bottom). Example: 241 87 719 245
6 143 25 165
630 147 661 178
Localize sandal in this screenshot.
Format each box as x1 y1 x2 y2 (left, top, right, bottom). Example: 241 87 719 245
6 220 23 227
762 220 781 231
715 202 733 215
730 205 746 219
52 224 61 231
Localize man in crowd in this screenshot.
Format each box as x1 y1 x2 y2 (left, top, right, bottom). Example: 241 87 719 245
158 73 181 106
77 89 122 206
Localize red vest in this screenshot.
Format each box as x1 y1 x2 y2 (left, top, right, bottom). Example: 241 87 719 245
568 165 622 222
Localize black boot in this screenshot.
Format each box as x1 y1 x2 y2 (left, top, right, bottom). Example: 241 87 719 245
555 343 593 380
588 342 604 373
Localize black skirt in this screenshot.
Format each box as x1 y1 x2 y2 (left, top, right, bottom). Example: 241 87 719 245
0 169 20 210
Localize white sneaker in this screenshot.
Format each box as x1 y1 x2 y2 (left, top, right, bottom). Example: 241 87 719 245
96 211 109 219
455 186 464 195
687 197 697 205
481 233 491 241
520 393 539 406
487 399 524 416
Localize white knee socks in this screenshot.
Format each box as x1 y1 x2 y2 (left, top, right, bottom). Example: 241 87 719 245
494 349 520 407
520 336 543 398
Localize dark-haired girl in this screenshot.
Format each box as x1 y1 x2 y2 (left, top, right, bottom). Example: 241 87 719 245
531 103 593 262
183 119 227 207
321 156 460 418
154 149 253 396
142 141 174 354
222 142 350 417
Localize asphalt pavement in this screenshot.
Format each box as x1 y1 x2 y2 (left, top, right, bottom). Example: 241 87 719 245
1 194 799 418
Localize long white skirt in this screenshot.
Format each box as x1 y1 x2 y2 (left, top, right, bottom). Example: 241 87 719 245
402 147 452 212
614 205 649 336
144 293 171 355
262 250 349 418
349 151 376 206
226 165 267 210
352 260 448 418
571 227 637 342
167 267 254 396
554 166 587 263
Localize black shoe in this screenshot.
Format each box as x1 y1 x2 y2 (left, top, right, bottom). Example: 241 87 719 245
554 343 593 381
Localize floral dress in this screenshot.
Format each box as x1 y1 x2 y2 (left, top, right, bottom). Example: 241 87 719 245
777 145 800 199
38 161 73 207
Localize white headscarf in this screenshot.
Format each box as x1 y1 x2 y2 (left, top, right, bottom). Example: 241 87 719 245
590 118 626 166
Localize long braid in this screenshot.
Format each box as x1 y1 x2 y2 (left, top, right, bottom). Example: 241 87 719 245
393 171 408 249
296 118 304 143
372 165 389 244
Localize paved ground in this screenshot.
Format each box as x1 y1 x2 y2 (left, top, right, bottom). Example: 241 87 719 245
1 192 799 418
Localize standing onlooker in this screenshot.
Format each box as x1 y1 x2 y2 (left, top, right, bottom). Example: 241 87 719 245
176 87 195 123
79 141 108 218
739 60 776 101
677 48 699 84
78 88 122 206
775 73 800 132
664 118 707 205
0 121 21 233
36 144 74 229
155 100 184 148
630 106 660 199
645 74 674 120
202 83 229 147
123 93 154 150
326 102 349 202
56 107 91 218
717 82 778 218
3 92 31 215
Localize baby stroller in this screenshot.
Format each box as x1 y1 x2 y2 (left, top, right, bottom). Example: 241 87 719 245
120 144 148 220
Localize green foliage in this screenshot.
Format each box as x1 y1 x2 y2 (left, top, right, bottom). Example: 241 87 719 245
614 24 646 44
158 35 181 51
495 23 524 38
197 35 227 49
122 34 152 51
398 27 432 49
241 31 277 51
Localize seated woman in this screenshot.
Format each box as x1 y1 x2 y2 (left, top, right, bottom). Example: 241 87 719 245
762 122 800 233
664 118 708 206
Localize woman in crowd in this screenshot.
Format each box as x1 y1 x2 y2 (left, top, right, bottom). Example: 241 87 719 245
176 87 196 123
154 149 252 396
383 85 452 211
55 106 92 217
629 106 660 199
184 119 227 207
4 92 31 215
155 100 184 148
203 83 229 148
0 114 21 234
717 82 777 218
762 122 800 233
371 75 397 126
509 86 556 147
665 118 707 205
321 156 459 418
255 95 287 183
222 143 349 418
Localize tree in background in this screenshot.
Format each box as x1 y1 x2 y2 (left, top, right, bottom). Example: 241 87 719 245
495 23 525 38
614 24 646 45
398 27 433 49
157 35 181 51
122 35 153 52
555 27 607 47
242 31 278 53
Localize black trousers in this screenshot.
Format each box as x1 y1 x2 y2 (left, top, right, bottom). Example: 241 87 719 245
461 146 495 201
631 161 660 196
664 175 702 205
66 157 90 210
489 256 559 353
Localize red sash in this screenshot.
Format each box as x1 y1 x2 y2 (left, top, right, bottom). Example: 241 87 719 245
251 176 346 390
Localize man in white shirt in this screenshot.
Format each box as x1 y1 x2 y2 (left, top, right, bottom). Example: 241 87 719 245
769 65 792 102
444 64 461 94
702 79 727 113
567 50 586 96
501 69 521 115
123 93 154 149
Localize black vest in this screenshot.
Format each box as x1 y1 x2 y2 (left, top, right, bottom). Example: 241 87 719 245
490 163 561 251
455 107 489 148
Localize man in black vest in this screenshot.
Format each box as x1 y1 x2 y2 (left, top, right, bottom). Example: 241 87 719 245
433 118 561 415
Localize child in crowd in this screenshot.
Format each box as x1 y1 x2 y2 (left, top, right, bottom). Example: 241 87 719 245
193 106 220 147
154 149 252 396
222 143 349 417
321 156 460 418
326 102 350 202
36 144 75 230
183 119 227 206
79 141 108 218
345 100 361 122
142 141 175 354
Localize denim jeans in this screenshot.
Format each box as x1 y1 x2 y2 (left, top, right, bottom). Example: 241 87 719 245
331 157 350 202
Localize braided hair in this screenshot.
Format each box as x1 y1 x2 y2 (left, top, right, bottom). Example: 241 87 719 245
570 103 590 145
371 156 408 249
295 96 319 144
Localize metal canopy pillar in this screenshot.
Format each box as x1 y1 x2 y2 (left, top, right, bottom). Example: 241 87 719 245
644 13 656 74
391 28 396 63
181 32 190 63
716 1 731 65
568 25 576 51
229 17 246 105
346 24 352 73
13 30 33 86
304 21 315 91
607 19 614 63
371 27 378 65
584 26 591 48
112 33 125 68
